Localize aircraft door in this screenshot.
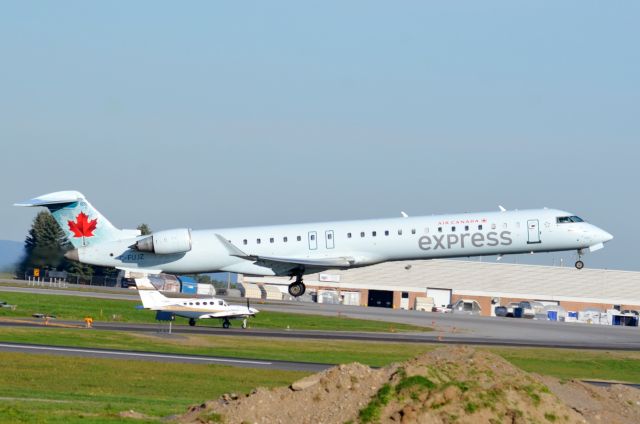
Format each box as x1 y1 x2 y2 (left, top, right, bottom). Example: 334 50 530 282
308 231 318 250
325 230 335 249
527 219 541 244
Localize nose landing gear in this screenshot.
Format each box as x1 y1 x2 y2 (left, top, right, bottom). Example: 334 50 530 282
575 249 585 269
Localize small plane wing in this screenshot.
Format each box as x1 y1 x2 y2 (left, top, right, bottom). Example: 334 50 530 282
214 234 354 269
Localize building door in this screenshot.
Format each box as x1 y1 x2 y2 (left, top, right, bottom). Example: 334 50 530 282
325 230 335 249
527 219 541 244
427 288 452 308
308 231 317 250
367 290 393 308
400 292 410 310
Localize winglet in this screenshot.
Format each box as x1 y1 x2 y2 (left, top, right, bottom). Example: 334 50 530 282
498 205 506 212
401 211 409 218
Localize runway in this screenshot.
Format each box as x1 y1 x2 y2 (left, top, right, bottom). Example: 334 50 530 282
0 341 329 372
1 283 639 350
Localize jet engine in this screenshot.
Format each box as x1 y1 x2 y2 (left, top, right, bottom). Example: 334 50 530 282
134 228 192 255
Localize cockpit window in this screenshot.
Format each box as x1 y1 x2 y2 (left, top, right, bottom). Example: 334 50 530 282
557 216 584 224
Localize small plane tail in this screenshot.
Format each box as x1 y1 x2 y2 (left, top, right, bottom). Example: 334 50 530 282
14 191 136 248
138 289 174 310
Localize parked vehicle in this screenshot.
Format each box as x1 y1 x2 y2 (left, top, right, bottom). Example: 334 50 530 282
450 299 482 315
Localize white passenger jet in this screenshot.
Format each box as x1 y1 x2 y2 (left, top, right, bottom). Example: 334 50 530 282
136 279 258 328
16 191 613 297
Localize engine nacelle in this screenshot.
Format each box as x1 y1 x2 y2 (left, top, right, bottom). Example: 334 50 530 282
135 228 192 255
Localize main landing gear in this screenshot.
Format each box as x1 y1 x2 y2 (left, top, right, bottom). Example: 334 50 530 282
222 318 231 329
288 274 306 297
189 318 196 327
575 249 585 270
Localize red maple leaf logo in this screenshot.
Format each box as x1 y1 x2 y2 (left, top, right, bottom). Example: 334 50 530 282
68 212 98 238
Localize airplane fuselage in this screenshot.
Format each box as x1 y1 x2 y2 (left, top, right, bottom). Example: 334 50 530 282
78 208 612 275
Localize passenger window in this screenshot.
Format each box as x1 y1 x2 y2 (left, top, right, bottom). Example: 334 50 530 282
347 233 352 238
465 225 469 231
438 227 442 232
189 302 193 305
503 223 508 229
384 230 389 236
491 223 496 230
398 229 402 235
328 233 333 239
310 234 315 241
411 229 416 234
283 236 288 242
196 302 200 305
257 238 261 244
451 226 456 232
372 231 376 237
270 237 274 243
360 232 365 237
219 300 223 305
478 225 483 230
297 235 301 241
243 239 247 245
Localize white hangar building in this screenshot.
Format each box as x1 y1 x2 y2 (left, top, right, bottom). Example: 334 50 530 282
239 259 640 316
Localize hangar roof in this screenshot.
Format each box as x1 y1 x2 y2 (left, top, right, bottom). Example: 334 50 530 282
242 259 640 305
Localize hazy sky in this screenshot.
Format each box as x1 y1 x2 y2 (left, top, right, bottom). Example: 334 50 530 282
1 2 638 270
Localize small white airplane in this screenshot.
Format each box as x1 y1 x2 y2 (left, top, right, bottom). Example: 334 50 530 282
137 280 259 328
16 191 613 297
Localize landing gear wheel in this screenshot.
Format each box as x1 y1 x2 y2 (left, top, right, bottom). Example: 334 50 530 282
575 260 584 270
188 318 196 327
288 282 306 297
222 319 231 329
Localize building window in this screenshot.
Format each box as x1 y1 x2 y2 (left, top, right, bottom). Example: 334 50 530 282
372 231 377 237
384 230 389 236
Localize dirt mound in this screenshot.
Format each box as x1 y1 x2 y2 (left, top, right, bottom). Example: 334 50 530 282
176 346 640 424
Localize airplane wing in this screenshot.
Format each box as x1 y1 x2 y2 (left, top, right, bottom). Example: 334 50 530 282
203 310 256 319
214 234 355 269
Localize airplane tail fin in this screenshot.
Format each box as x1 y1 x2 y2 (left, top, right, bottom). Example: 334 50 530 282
138 289 173 310
14 191 135 248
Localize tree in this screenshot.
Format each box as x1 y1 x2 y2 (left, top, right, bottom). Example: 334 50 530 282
137 223 152 235
18 211 71 275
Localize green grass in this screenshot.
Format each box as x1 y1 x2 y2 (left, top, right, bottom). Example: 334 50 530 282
492 347 640 383
0 291 428 332
359 383 393 423
0 327 435 367
0 351 307 423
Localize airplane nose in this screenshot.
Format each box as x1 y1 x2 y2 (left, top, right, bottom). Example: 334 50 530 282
596 229 613 243
64 249 79 262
